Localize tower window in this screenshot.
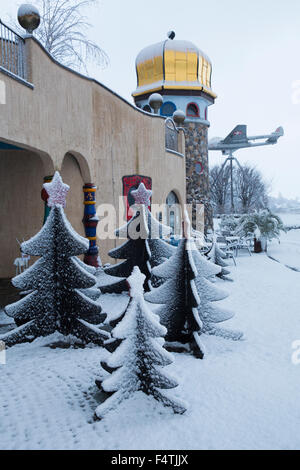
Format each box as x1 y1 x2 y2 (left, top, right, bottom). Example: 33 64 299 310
195 162 204 175
143 104 152 113
160 101 176 117
186 103 200 117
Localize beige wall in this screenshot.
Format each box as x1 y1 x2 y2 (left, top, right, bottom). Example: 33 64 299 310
0 150 45 277
0 38 186 276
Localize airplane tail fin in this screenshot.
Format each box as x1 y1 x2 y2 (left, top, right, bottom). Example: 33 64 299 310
267 126 284 143
223 125 247 144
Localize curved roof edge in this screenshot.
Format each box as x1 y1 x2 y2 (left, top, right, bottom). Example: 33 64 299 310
28 36 164 120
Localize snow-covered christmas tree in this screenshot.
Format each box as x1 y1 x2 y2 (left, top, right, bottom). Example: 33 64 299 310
0 172 109 347
207 238 233 281
95 267 187 419
145 216 205 358
192 242 243 340
146 213 243 356
101 183 175 293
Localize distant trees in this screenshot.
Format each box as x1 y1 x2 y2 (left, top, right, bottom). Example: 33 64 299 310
209 165 231 214
235 165 269 213
17 0 109 73
210 163 270 214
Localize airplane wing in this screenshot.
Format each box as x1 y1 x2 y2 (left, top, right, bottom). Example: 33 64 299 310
222 125 248 144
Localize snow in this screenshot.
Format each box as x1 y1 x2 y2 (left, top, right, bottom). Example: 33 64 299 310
268 228 300 271
99 293 129 325
18 4 40 17
1 246 300 448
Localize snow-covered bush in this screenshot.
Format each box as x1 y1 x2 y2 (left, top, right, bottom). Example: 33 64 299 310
219 214 241 233
235 210 285 241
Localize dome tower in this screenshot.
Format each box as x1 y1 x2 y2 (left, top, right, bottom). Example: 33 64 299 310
132 32 217 232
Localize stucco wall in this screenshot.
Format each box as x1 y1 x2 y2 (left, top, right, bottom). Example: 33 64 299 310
0 37 186 276
0 150 45 277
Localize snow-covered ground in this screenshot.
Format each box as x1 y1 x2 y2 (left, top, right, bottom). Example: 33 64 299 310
268 229 300 271
1 243 300 450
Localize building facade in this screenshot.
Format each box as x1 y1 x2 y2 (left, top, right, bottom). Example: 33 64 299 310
0 29 185 305
0 21 216 307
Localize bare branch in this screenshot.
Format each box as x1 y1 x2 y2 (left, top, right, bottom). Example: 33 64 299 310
12 0 109 73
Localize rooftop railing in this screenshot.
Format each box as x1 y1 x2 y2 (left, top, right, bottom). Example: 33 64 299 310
0 19 26 81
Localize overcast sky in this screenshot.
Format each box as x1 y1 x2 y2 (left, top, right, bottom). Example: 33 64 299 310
2 0 300 198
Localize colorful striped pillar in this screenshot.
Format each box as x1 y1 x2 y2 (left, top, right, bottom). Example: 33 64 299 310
41 175 53 224
83 183 100 267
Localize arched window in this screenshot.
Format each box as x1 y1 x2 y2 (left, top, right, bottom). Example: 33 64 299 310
186 103 200 117
160 101 176 117
143 104 151 113
166 191 179 206
195 161 204 175
166 191 180 236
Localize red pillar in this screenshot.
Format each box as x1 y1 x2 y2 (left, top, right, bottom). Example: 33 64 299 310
41 175 53 224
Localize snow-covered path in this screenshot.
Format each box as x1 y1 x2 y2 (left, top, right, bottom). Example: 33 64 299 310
0 253 300 450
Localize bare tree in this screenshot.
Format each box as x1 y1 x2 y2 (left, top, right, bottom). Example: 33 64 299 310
16 0 109 73
234 164 269 213
210 163 270 214
210 164 231 214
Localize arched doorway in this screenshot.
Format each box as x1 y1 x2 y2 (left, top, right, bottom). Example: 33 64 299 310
61 153 86 238
0 143 54 306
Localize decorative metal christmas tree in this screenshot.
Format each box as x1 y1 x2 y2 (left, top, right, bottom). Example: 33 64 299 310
146 213 243 356
0 172 109 347
101 183 174 293
207 238 233 281
95 267 187 420
145 217 205 358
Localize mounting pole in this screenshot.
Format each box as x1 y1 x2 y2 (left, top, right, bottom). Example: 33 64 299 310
230 151 234 213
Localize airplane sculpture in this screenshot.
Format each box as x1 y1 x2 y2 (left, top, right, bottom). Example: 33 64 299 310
208 125 284 212
209 125 284 155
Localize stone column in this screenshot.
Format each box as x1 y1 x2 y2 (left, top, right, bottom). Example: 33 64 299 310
82 183 100 267
41 175 53 224
184 122 213 233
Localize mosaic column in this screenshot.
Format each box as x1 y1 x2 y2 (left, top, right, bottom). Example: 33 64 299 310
184 122 213 234
41 175 53 224
83 183 100 267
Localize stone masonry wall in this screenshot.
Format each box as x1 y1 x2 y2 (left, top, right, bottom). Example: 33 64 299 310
184 121 213 233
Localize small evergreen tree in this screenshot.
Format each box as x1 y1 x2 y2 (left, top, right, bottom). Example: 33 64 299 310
207 240 233 281
95 267 187 419
0 172 109 347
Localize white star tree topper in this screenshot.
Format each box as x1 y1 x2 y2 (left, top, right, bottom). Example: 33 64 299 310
43 171 70 208
131 183 152 206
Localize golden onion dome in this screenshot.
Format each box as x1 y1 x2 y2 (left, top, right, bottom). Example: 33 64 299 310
132 35 216 99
